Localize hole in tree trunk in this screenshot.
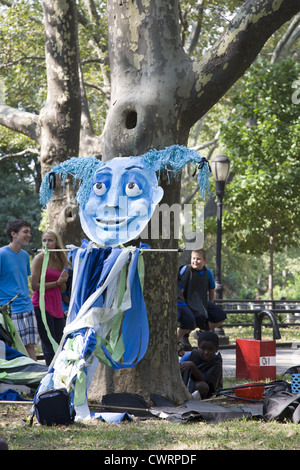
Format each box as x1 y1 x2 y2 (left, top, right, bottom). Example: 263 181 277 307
125 110 137 129
64 205 77 222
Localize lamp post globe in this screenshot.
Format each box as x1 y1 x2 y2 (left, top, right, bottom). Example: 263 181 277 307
211 154 231 196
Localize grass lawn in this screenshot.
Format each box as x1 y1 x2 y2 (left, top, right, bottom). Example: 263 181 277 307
1 400 300 451
1 326 300 451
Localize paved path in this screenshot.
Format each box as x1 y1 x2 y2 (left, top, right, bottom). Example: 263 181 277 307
221 343 300 377
1 344 300 396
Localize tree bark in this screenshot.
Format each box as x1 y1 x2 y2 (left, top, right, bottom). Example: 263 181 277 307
39 0 83 244
100 0 300 160
100 0 192 160
90 0 300 404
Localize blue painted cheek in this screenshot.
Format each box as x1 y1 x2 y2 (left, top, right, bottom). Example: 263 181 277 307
127 198 150 218
84 195 104 216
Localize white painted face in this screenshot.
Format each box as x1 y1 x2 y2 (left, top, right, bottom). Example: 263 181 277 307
79 157 164 246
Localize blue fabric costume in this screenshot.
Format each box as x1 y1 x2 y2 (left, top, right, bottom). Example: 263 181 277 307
34 145 211 422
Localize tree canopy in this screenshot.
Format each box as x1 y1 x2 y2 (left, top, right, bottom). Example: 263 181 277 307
216 56 300 298
1 0 300 401
221 56 300 256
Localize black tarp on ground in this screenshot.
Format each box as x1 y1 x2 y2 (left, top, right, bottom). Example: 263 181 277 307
99 392 264 423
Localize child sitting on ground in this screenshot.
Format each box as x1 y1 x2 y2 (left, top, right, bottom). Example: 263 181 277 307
179 331 223 399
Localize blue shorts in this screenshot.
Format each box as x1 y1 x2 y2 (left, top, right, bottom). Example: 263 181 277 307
207 301 227 323
177 304 195 330
177 301 227 330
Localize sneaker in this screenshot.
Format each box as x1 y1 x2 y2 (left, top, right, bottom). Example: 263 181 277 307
179 335 192 351
192 330 201 340
192 390 201 400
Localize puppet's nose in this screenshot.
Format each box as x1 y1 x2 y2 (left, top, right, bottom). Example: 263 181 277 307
104 193 127 212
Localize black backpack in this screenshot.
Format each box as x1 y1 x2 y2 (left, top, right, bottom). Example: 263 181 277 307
32 388 75 426
263 385 300 423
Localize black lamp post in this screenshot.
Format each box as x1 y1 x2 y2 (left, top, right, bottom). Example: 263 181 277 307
211 154 230 343
211 154 231 299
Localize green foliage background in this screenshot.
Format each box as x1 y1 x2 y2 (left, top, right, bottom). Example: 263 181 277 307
220 57 300 255
204 57 300 299
1 1 300 297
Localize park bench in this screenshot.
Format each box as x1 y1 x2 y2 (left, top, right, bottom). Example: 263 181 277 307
215 299 300 329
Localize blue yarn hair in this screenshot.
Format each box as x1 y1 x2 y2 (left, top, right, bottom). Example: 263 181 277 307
141 145 210 200
40 156 104 208
39 145 210 209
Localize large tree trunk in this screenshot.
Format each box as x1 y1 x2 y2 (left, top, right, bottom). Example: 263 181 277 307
89 0 193 404
101 0 193 159
89 173 190 404
90 0 300 404
39 0 83 245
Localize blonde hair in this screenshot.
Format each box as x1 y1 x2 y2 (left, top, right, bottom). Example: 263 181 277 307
42 230 69 269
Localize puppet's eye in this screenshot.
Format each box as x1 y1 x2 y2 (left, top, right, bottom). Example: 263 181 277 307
93 182 108 196
125 182 143 197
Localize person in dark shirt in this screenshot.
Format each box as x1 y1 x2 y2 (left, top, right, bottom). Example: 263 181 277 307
180 331 223 399
177 249 226 352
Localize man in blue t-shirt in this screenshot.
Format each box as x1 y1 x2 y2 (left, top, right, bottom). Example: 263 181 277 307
0 220 38 360
177 249 226 352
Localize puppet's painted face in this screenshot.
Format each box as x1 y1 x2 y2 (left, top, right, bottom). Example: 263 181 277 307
79 157 164 246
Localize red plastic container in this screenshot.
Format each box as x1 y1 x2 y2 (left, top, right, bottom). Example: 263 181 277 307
236 338 276 380
233 382 265 400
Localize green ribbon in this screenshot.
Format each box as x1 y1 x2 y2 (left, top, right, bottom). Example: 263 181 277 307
39 245 59 353
74 369 87 405
1 306 28 356
138 254 145 291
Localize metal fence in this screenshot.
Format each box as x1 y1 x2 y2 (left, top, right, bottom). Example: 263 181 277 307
215 299 300 327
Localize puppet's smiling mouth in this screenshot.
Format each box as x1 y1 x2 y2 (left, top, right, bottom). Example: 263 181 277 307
94 217 133 229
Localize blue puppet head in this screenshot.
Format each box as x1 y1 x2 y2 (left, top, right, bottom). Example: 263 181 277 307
80 156 164 246
40 145 210 247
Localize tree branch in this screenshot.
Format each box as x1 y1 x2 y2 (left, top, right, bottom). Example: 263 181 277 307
271 12 300 63
184 0 300 126
0 56 44 70
0 148 40 162
0 105 41 143
184 0 205 55
83 80 106 95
